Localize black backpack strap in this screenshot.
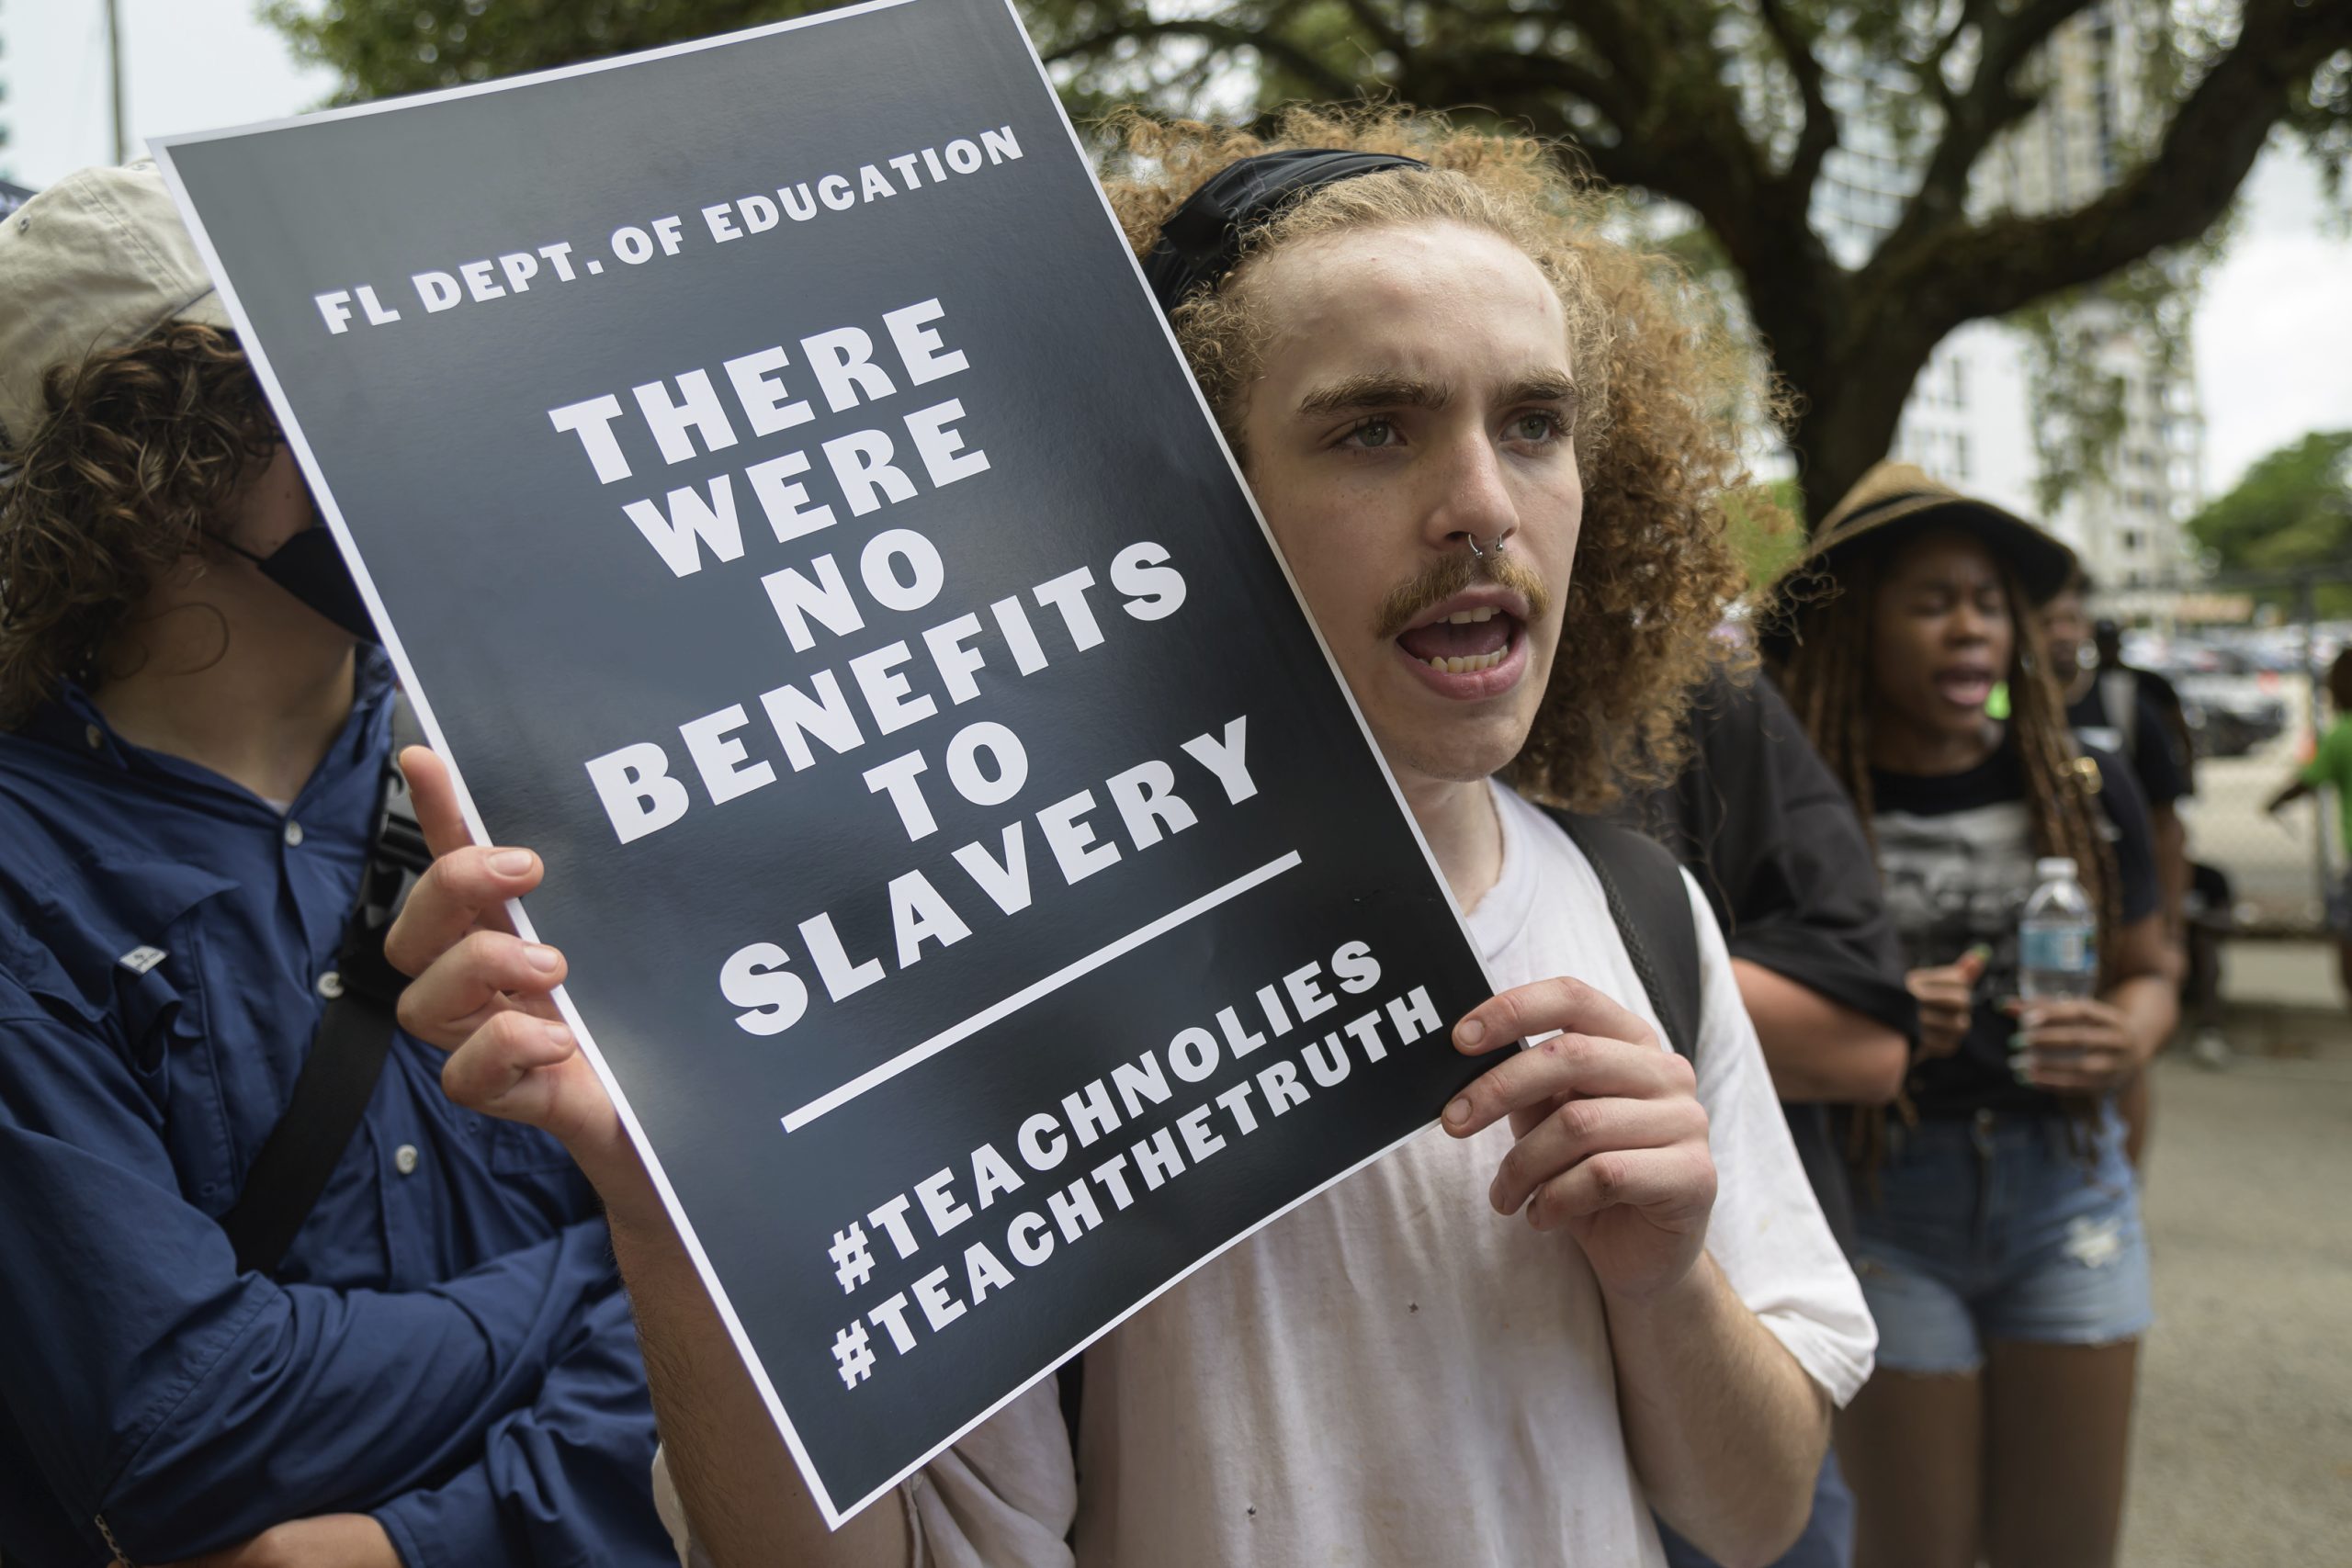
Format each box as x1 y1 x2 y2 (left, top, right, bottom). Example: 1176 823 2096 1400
217 693 432 1277
1544 809 1702 1063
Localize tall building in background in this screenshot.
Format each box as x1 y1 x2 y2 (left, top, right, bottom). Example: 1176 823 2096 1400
0 0 16 184
1813 2 2204 612
0 3 29 219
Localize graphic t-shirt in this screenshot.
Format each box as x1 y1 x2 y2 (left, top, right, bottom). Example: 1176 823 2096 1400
1871 734 2159 1119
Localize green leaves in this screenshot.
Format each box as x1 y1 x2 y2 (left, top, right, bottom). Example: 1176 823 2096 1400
2188 430 2352 576
263 0 813 103
263 0 2352 525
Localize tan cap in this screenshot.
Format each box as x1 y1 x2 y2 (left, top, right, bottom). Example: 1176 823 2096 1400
0 161 232 448
1758 460 2078 658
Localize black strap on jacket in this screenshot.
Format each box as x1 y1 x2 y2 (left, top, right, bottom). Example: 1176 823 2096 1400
216 694 431 1277
1544 808 1702 1063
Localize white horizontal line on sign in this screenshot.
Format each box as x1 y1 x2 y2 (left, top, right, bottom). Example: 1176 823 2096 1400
781 851 1305 1134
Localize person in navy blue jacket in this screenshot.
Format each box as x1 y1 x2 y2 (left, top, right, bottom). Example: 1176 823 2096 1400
0 166 668 1567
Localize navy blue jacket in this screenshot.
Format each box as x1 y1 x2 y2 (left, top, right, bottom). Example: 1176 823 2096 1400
0 659 667 1566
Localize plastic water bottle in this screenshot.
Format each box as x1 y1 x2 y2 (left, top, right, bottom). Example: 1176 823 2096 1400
2018 856 2097 1001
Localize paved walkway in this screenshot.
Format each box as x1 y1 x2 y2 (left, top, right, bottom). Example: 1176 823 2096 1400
2120 943 2352 1566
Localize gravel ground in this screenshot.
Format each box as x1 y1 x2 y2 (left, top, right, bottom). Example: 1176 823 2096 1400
2120 1003 2352 1566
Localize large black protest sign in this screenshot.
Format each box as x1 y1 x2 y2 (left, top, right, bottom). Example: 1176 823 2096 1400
159 0 1496 1522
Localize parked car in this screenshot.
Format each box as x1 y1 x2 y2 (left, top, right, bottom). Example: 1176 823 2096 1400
2175 673 2288 759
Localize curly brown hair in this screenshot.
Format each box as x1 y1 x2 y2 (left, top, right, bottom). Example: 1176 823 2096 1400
0 321 278 728
1098 107 1770 809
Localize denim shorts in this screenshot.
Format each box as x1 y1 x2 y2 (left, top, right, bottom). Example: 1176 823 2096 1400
1852 1107 2153 1375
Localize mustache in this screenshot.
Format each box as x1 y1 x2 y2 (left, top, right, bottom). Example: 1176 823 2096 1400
1372 548 1552 640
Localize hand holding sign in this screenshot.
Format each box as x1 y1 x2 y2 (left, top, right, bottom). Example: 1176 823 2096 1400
158 0 1498 1517
1442 978 1714 1303
388 747 648 1204
389 745 911 1562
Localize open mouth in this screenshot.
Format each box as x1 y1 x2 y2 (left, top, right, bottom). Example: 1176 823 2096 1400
1392 593 1530 697
1933 667 1996 709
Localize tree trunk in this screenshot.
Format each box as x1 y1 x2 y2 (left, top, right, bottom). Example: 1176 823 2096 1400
1788 356 1919 528
1757 263 1955 528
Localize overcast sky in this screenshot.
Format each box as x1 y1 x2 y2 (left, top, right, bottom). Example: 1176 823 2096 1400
8 0 2349 496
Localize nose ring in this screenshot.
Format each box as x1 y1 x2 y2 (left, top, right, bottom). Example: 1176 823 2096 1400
1463 534 1506 558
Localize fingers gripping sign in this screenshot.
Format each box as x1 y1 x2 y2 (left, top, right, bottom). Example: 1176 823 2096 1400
1442 976 1715 1302
386 747 637 1184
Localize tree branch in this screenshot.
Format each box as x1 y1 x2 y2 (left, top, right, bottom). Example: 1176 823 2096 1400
1926 0 2002 107
1336 0 1410 68
1042 14 1359 102
1883 0 2094 250
1755 0 1836 193
1873 0 2352 342
1400 43 1644 141
1552 0 1659 96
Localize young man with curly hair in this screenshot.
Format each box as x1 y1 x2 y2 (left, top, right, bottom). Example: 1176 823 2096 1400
390 111 1875 1566
0 167 671 1567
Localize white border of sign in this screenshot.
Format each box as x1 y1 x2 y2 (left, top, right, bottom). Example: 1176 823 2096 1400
155 0 1501 1527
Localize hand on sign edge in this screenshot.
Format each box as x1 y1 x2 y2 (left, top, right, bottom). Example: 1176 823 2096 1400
389 746 643 1199
1443 976 1715 1303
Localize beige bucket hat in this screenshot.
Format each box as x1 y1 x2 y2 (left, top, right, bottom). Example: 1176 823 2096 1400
0 161 232 447
1759 460 2079 657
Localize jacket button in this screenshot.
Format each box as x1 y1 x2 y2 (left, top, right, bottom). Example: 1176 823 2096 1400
85 724 104 750
394 1144 420 1176
283 820 306 847
317 971 345 999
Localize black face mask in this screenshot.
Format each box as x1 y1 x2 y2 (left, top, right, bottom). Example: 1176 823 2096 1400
217 523 380 644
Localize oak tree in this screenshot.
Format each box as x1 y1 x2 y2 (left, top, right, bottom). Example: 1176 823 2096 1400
272 0 2352 522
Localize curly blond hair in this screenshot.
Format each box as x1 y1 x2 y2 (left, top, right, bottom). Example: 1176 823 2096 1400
1099 107 1769 808
0 321 278 727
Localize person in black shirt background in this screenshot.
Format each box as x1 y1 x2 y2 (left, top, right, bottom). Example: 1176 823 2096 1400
1631 665 1916 1568
2079 613 2240 1073
2041 572 2201 1146
2043 574 2189 915
1767 464 2177 1568
2095 616 2199 785
1630 666 1916 1240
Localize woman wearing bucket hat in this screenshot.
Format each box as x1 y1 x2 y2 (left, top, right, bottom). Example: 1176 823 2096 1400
1763 463 2176 1568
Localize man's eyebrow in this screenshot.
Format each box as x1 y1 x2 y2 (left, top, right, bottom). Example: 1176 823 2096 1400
1293 371 1580 420
1501 373 1579 411
1295 374 1451 418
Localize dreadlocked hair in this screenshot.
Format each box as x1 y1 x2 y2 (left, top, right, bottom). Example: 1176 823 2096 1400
1771 536 2123 1161
0 321 277 728
1772 539 2121 964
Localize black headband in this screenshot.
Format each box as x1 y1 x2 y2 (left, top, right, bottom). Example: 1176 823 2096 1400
1141 148 1430 314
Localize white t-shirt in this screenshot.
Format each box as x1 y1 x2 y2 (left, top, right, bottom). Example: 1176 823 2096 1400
660 781 1875 1567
